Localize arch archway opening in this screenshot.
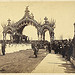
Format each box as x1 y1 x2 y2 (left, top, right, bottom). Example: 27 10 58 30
22 24 38 40
6 34 11 40
45 30 50 42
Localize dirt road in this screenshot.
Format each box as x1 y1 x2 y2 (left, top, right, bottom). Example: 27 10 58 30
0 49 48 73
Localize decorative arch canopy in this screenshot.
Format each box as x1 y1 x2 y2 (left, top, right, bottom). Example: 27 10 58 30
2 6 56 43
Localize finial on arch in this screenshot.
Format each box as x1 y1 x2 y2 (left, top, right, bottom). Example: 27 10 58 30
44 17 48 21
25 6 30 12
26 6 29 9
7 18 11 26
7 18 11 22
44 17 49 24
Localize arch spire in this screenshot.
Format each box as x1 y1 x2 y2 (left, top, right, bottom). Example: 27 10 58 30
23 6 30 18
25 6 30 16
44 17 49 24
7 19 11 26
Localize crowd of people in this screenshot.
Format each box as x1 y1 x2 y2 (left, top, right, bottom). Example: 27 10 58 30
1 38 74 61
31 39 74 61
52 39 73 61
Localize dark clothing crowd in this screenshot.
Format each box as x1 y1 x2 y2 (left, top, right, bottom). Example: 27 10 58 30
52 39 73 61
31 39 74 61
31 39 74 60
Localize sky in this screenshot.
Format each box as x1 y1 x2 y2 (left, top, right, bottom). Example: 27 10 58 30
0 1 75 41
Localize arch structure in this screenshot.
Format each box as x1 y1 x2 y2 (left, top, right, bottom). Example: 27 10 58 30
2 6 56 44
39 17 55 43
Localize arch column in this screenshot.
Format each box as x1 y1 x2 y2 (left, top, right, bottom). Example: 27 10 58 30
10 34 12 41
40 34 42 40
10 34 14 43
3 32 6 41
37 31 40 40
43 32 45 41
18 36 21 43
39 34 42 40
73 23 75 58
38 32 42 40
50 31 54 44
3 32 5 41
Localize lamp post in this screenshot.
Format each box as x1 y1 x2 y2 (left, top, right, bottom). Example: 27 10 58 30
73 23 75 58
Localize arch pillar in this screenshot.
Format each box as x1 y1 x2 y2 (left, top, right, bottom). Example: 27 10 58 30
10 34 14 43
39 34 42 40
10 34 12 41
38 32 42 40
3 32 6 41
43 32 45 41
37 31 39 40
50 31 54 44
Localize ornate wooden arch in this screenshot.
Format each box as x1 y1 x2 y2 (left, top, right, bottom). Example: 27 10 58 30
3 27 13 34
16 17 40 34
2 6 56 44
39 17 55 43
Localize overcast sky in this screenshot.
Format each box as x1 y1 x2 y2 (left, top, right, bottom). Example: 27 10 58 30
0 1 75 41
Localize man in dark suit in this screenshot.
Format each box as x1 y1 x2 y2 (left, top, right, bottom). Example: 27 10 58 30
2 42 6 55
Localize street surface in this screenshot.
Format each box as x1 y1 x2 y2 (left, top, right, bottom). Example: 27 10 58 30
32 52 75 73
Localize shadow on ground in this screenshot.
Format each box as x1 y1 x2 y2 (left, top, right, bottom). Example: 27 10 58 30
57 54 75 73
